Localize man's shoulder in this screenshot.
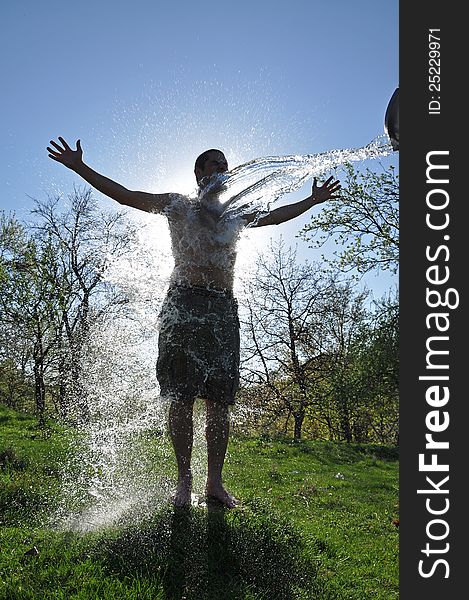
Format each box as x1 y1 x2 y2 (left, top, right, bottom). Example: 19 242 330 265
164 193 190 217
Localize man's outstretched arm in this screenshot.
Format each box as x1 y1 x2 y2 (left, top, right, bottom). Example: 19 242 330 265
47 137 171 213
246 176 341 227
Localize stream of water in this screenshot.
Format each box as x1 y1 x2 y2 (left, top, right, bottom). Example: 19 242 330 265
204 134 392 220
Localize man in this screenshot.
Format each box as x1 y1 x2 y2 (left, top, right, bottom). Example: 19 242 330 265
47 137 340 508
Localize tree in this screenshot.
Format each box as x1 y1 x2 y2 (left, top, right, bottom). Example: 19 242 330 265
348 293 399 444
299 163 399 276
303 279 371 442
237 238 398 443
238 239 367 440
0 213 63 423
0 188 139 423
0 322 33 409
306 288 399 444
30 187 139 421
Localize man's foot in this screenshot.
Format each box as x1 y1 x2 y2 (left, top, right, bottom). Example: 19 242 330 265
172 476 192 508
205 484 240 509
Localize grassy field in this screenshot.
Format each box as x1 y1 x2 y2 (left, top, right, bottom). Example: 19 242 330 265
0 405 399 599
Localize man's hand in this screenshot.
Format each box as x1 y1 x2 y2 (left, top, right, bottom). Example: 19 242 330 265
311 176 341 204
47 137 83 171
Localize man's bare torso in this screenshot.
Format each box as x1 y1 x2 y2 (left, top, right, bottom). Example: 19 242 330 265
164 193 244 291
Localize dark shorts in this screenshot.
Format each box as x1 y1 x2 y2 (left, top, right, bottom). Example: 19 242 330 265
156 285 240 405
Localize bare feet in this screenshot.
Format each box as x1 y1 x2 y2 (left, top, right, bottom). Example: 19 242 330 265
172 475 192 508
205 484 239 509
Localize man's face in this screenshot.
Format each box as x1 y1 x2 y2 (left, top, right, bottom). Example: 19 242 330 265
196 151 228 186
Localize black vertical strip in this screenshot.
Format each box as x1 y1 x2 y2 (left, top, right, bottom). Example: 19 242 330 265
400 2 463 598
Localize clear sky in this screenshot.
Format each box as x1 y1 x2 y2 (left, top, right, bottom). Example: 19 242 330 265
1 0 398 297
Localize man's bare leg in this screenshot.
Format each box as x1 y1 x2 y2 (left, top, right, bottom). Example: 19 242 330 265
205 399 239 508
169 398 195 507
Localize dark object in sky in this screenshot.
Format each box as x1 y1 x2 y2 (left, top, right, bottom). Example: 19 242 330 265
384 87 399 151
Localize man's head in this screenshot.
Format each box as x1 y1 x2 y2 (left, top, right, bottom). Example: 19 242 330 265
194 149 228 186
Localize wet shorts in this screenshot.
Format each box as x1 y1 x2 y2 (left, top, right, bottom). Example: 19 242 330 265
156 285 240 405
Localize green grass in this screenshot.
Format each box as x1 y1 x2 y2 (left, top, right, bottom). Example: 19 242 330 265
0 406 399 599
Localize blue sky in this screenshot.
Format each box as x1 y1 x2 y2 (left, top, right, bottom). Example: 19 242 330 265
1 0 398 296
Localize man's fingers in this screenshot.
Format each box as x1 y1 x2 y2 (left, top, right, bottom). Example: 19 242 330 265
58 136 71 151
318 177 339 188
49 140 65 152
46 147 61 157
48 154 60 162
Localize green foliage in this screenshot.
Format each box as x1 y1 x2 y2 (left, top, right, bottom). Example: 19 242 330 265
0 359 33 410
0 191 139 423
238 255 398 444
349 295 399 443
299 163 399 276
0 212 68 421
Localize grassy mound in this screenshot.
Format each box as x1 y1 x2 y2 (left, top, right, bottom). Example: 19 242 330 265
0 406 398 599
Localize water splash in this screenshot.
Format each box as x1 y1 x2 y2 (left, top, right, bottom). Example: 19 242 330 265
200 134 392 221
